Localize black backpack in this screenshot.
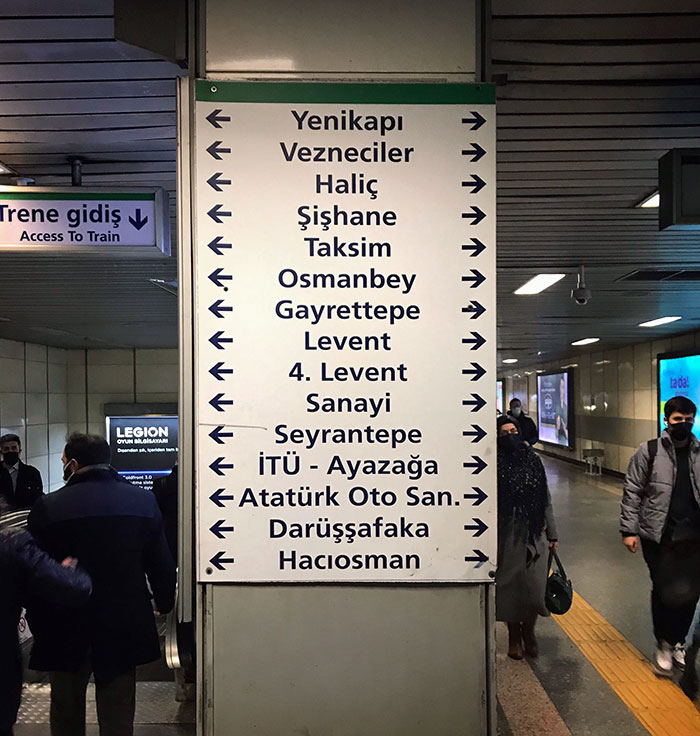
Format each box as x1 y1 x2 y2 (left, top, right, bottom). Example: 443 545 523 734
646 438 658 485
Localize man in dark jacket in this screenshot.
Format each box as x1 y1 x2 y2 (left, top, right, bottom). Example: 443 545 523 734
621 395 700 677
0 527 91 736
507 398 539 446
27 433 176 736
0 434 43 510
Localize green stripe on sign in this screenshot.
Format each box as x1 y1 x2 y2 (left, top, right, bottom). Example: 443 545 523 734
196 80 495 105
0 192 155 201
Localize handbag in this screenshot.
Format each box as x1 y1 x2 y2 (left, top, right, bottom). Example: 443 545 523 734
545 548 573 615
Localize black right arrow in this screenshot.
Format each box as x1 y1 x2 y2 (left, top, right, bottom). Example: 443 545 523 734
462 174 487 194
462 363 486 381
462 238 486 257
207 141 231 160
207 236 232 255
462 332 486 351
209 362 233 381
210 520 235 539
464 549 489 566
462 142 486 163
210 551 235 570
462 301 485 320
462 270 486 289
463 487 488 506
209 426 234 445
462 111 487 130
464 519 489 538
210 488 234 508
462 393 487 412
463 456 487 474
206 109 231 128
463 425 487 443
462 206 486 226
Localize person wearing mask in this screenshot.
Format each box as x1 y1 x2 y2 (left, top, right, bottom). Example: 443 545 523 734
507 398 539 446
0 527 91 736
496 415 558 660
26 433 176 736
621 395 700 677
0 434 43 510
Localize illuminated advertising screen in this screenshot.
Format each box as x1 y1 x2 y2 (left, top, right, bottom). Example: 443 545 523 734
106 415 179 492
657 352 700 439
537 370 574 448
497 380 504 415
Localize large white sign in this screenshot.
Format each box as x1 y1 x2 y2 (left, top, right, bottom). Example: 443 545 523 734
194 81 496 582
0 187 170 255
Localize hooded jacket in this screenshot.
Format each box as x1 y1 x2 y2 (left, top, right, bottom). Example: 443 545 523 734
620 429 700 543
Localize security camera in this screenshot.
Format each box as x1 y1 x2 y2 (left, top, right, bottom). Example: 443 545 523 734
571 266 591 305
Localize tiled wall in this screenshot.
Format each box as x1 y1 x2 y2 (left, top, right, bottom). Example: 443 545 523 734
0 339 178 493
500 329 700 475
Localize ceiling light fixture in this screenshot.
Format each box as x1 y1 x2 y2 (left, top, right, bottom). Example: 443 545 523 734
636 191 659 208
571 337 600 346
639 316 682 328
0 162 14 175
502 358 518 364
514 273 566 295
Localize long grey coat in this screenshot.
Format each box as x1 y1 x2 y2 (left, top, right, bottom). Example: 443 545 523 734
496 476 558 622
621 430 700 543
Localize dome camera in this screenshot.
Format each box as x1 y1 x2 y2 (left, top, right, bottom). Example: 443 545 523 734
571 266 591 306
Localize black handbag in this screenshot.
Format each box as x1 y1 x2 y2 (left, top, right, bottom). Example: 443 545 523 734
545 548 573 615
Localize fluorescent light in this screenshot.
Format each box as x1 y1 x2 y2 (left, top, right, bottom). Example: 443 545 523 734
639 316 682 328
561 363 579 369
594 360 611 365
637 191 659 208
536 370 545 373
514 274 566 295
502 358 518 364
571 337 600 346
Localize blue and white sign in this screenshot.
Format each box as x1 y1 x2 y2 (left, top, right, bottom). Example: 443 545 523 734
194 81 496 583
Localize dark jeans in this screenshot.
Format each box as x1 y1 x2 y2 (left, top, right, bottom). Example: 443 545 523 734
0 653 21 736
50 662 136 736
641 537 700 646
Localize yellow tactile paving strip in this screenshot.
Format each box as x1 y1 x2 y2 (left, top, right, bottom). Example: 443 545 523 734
554 592 700 736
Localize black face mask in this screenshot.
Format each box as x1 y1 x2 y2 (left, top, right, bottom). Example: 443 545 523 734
669 421 694 442
498 434 523 452
3 452 19 466
63 461 74 481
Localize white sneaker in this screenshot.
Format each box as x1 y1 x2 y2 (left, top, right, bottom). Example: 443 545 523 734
654 641 674 677
673 644 686 669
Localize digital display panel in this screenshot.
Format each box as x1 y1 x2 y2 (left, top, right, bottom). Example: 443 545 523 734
497 380 504 415
537 370 574 448
106 415 179 492
657 352 700 439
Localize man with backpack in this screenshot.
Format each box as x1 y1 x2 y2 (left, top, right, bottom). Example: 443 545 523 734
621 395 700 677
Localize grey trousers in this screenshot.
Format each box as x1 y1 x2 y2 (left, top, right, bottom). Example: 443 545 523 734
50 663 136 736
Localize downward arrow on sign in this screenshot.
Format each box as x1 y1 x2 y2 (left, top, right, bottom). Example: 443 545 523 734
128 208 149 230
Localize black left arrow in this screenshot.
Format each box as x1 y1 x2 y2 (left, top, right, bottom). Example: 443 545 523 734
207 172 232 192
463 456 487 474
207 236 232 255
209 331 233 350
464 549 488 567
462 393 487 412
209 426 234 445
462 332 486 351
209 362 233 381
462 174 486 195
208 204 232 223
462 111 486 130
210 457 234 476
464 519 488 538
462 301 485 320
210 488 234 507
462 270 485 289
462 363 486 381
128 208 149 230
209 393 234 412
462 206 486 226
207 141 231 160
463 425 487 443
206 109 231 128
210 551 234 570
210 520 235 539
209 300 233 319
208 268 232 289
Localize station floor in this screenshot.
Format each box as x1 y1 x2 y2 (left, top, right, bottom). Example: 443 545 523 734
497 455 700 736
13 455 700 735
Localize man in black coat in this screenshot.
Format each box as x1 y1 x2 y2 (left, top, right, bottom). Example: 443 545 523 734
0 527 91 736
27 433 176 736
0 433 44 510
507 398 539 446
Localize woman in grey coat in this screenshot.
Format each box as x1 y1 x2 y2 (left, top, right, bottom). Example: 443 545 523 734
496 415 558 659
